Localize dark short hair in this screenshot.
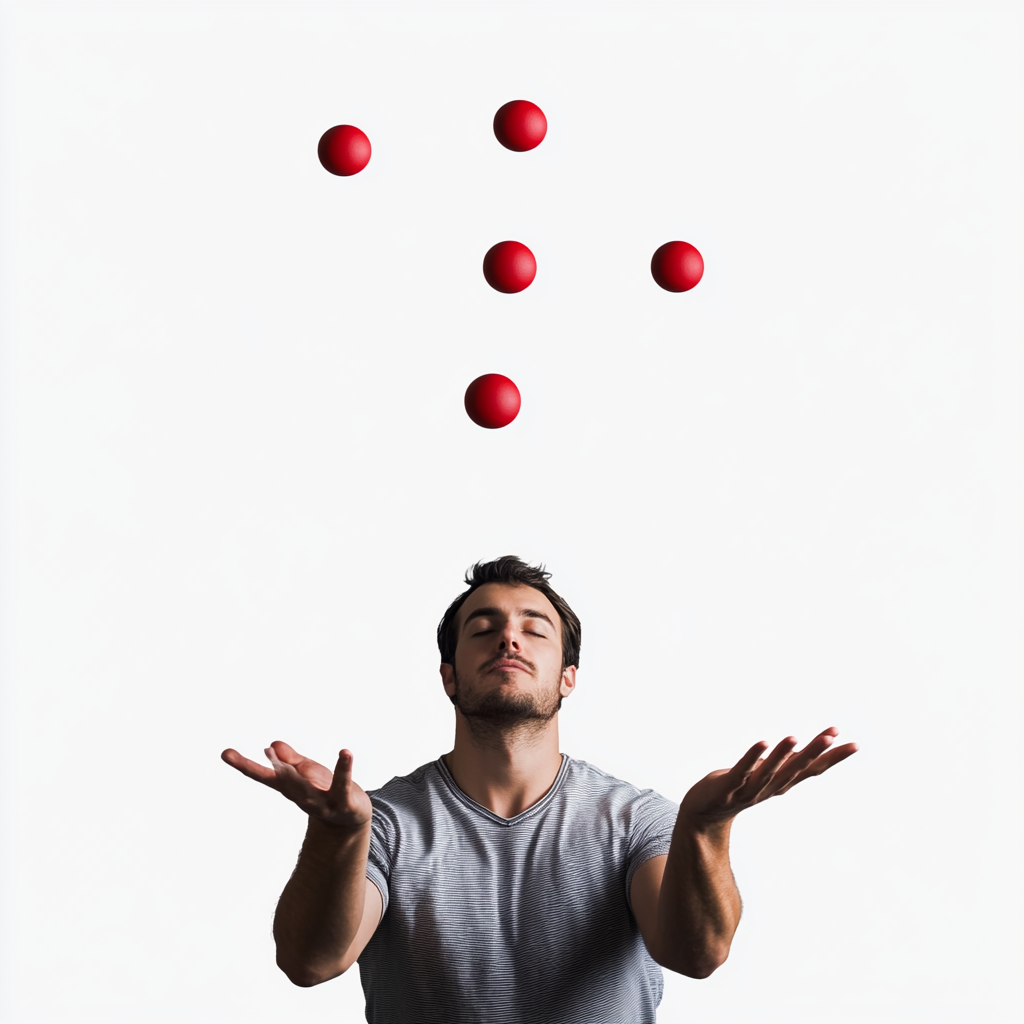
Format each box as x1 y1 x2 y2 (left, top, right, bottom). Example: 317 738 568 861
437 556 582 670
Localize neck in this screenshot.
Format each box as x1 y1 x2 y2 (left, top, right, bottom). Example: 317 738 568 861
443 713 563 819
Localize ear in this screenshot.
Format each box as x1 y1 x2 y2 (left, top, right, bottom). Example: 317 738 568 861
560 664 577 698
440 662 455 699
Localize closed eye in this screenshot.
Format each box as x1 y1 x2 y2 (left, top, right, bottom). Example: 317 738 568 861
472 628 546 638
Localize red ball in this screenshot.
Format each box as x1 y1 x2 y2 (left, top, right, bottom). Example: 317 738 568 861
651 241 704 292
493 100 547 152
483 241 536 293
318 125 371 176
465 374 521 429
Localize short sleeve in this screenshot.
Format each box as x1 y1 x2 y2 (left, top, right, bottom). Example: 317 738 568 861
365 792 398 918
624 787 679 910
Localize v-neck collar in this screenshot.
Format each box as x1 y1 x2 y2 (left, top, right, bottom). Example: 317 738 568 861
435 753 570 827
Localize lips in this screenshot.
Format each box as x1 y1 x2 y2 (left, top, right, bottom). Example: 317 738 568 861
489 659 530 673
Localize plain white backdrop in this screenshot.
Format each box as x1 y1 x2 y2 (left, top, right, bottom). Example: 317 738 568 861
1 1 1021 1021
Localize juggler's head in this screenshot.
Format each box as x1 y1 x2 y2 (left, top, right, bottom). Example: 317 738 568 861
437 556 581 732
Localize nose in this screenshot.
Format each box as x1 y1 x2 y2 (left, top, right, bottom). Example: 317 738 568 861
498 622 520 651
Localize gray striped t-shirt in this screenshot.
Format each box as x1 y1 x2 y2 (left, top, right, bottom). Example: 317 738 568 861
357 754 680 1024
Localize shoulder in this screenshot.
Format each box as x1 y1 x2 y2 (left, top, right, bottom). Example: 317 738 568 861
366 759 440 805
563 756 678 817
364 760 444 839
565 761 675 815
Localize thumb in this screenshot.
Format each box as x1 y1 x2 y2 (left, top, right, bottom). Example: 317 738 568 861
330 749 355 792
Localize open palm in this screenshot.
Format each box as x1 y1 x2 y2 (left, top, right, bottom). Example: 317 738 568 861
680 726 858 826
221 740 373 832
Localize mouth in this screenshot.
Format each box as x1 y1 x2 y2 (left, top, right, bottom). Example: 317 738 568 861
488 659 531 674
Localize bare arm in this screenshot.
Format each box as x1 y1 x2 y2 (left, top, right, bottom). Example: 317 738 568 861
221 742 381 986
633 727 858 977
273 815 374 985
655 816 741 978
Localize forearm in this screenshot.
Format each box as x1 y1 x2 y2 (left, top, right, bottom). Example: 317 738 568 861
656 813 742 978
273 816 371 985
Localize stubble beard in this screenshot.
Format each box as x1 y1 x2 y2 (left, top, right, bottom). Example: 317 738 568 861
452 660 563 738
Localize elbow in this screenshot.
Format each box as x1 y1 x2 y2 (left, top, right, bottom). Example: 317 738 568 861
664 947 730 980
284 972 320 988
278 961 321 988
277 957 344 988
680 957 725 980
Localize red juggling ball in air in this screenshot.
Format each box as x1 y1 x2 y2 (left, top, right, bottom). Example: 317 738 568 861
318 125 371 176
651 241 704 292
493 100 547 152
483 241 536 293
465 374 521 429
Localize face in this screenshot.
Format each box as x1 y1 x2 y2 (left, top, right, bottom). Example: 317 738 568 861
440 583 576 728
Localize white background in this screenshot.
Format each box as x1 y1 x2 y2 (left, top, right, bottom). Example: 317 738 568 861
1 2 1022 1022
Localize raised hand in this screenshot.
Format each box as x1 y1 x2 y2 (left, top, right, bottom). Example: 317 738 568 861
221 741 373 832
679 727 858 827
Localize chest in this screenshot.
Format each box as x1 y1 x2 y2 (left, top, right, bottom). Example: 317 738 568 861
389 807 631 916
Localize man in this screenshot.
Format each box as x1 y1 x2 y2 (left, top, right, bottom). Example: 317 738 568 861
222 556 857 1023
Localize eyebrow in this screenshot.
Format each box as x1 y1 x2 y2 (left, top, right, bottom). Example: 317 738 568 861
462 607 556 631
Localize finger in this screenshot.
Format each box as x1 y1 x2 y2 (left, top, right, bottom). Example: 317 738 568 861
726 741 770 789
798 741 859 778
740 736 798 795
221 748 278 787
328 749 355 797
263 746 325 805
264 745 307 784
267 740 306 766
775 729 838 781
820 740 858 767
777 740 859 792
265 745 297 775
